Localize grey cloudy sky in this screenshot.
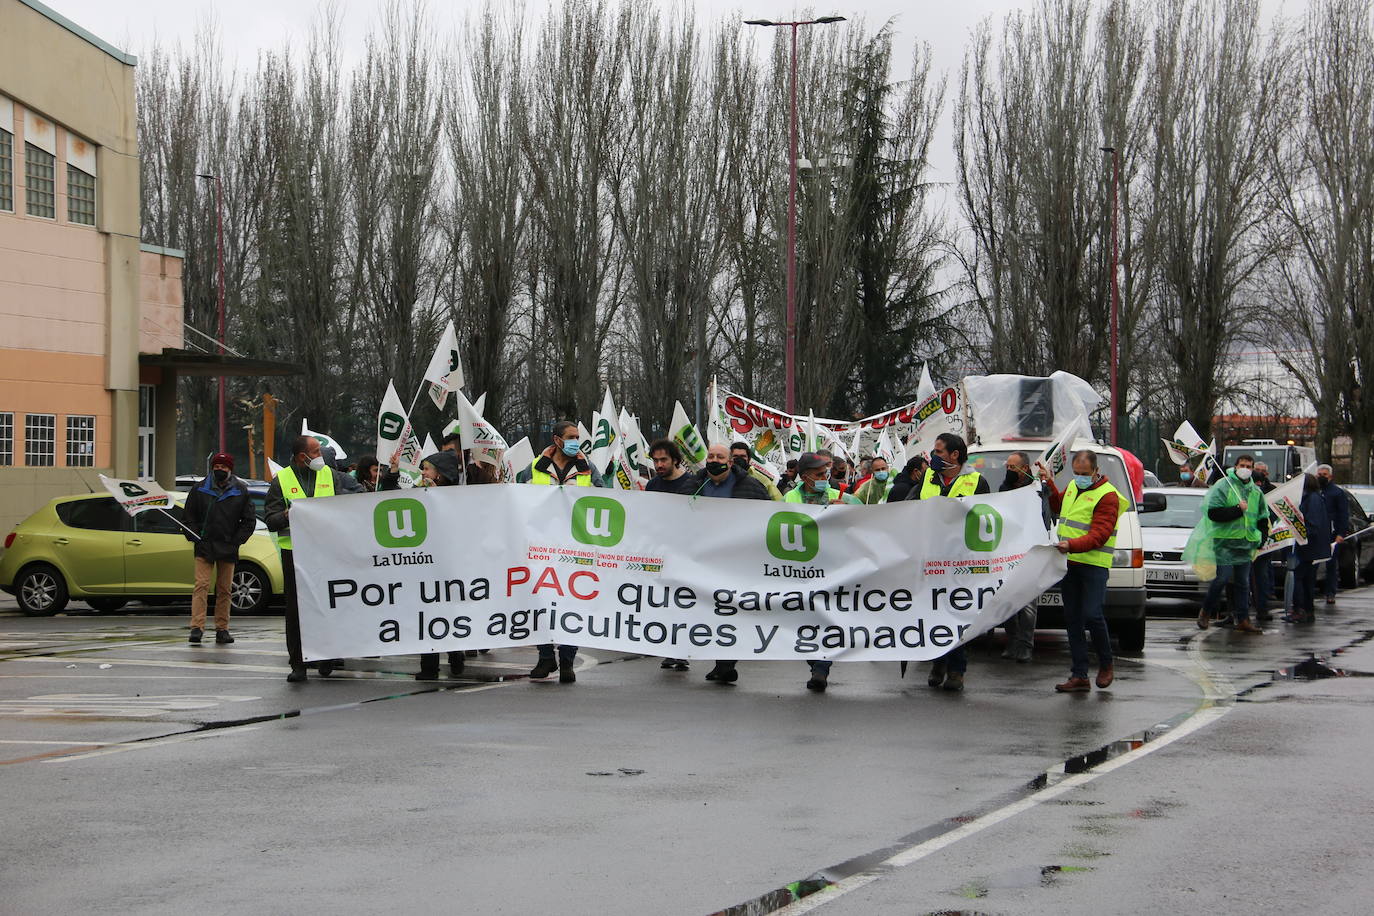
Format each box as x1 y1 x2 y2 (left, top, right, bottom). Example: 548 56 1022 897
46 0 1305 189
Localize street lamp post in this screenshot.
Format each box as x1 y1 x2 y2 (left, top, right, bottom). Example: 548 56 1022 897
745 14 846 415
1100 147 1121 446
197 173 227 454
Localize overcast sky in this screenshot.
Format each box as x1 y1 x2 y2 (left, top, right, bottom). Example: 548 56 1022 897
46 0 1305 190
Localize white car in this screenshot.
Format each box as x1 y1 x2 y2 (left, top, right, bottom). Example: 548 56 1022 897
1139 487 1207 601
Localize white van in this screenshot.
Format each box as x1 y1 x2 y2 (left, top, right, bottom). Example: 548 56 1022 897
967 440 1148 651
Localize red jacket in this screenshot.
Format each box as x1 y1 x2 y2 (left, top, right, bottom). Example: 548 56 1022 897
1046 477 1120 555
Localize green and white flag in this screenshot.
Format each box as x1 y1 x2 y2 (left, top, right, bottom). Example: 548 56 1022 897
302 419 348 461
457 390 508 465
502 437 534 482
377 380 420 467
578 422 595 458
591 388 620 472
99 474 172 516
618 408 651 477
670 400 707 470
423 319 464 410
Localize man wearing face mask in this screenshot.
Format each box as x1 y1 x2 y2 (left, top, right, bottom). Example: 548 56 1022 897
783 451 844 505
730 441 783 500
852 456 894 504
1195 454 1266 633
1040 450 1123 691
1316 464 1350 605
906 433 989 691
264 435 364 682
183 453 257 646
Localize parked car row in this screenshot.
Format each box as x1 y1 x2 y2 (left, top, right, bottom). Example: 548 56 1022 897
0 492 284 616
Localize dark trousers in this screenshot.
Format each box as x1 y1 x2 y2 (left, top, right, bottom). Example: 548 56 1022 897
419 652 464 676
1252 555 1274 616
932 645 967 674
282 548 303 668
1325 544 1341 598
1062 562 1113 678
1295 559 1318 615
1204 560 1252 623
538 644 578 664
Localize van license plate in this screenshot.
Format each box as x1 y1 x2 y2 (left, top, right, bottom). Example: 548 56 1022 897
1038 592 1063 607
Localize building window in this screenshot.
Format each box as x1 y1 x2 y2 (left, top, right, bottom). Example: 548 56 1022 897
25 413 56 467
138 385 156 478
67 165 96 225
0 412 12 466
0 130 12 212
66 415 95 466
24 143 55 219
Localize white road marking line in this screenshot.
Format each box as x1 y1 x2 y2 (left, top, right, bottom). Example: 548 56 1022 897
0 739 116 746
776 629 1235 915
45 727 263 763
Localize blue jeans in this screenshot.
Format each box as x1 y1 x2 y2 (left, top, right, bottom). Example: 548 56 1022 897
1061 563 1112 679
1324 543 1340 598
1204 560 1252 623
1252 556 1274 616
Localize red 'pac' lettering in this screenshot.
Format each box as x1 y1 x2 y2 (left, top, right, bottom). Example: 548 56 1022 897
506 566 531 596
533 566 565 596
568 570 600 600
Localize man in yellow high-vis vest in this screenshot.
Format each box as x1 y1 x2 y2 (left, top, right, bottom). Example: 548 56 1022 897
909 433 989 692
264 434 361 683
1039 449 1121 693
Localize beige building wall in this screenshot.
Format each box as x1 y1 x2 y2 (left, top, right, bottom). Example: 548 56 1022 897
0 0 177 538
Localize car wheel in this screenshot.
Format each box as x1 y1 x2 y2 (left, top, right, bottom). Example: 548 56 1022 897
16 564 69 616
229 564 269 614
1114 617 1146 653
86 598 129 613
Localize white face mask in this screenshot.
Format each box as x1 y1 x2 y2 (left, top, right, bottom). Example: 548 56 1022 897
308 455 326 472
1235 467 1253 481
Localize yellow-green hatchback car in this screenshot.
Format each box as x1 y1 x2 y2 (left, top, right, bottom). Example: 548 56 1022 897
0 492 285 616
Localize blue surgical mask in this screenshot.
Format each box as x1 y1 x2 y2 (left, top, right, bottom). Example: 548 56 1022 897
874 470 889 482
1180 472 1192 482
928 453 946 472
1073 474 1093 489
813 478 830 493
561 439 582 458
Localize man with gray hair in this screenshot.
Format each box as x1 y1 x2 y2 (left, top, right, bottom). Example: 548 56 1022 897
1316 464 1350 605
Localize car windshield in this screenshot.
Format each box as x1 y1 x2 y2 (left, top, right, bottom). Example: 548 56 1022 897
1141 491 1205 528
1349 488 1374 515
967 447 1137 512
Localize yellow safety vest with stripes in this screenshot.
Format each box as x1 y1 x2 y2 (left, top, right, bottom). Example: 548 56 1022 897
274 465 335 550
1056 480 1122 568
918 468 983 499
528 459 593 486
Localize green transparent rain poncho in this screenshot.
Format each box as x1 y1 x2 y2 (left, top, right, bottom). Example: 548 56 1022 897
1183 471 1264 581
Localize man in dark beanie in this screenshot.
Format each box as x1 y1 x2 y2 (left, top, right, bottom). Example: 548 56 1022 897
184 452 257 645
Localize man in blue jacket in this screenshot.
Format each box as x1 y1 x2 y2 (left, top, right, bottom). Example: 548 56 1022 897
1316 465 1350 604
183 452 257 645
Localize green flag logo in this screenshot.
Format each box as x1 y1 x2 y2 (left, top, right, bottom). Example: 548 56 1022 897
964 504 1003 552
119 482 149 498
571 496 625 547
374 498 427 548
767 511 820 562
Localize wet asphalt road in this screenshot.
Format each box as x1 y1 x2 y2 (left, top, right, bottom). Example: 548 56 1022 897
1 592 1371 915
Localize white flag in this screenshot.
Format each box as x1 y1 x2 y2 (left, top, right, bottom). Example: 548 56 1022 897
457 390 508 463
472 392 486 417
266 457 283 480
877 427 898 467
1036 417 1088 478
670 400 707 470
422 434 438 459
502 437 534 482
1263 474 1308 549
301 418 348 461
99 474 172 516
1162 421 1208 467
591 388 620 471
423 319 464 410
376 380 420 467
618 408 651 476
577 422 595 459
916 362 936 402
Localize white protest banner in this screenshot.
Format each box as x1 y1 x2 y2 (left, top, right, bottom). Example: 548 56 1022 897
422 319 464 410
669 401 708 471
291 485 1064 662
302 419 348 461
99 475 172 515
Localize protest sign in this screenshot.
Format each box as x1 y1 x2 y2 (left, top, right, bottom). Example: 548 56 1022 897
291 485 1064 662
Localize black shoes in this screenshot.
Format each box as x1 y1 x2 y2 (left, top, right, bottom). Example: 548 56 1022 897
529 658 558 679
559 659 576 684
286 665 308 683
928 662 947 688
806 669 829 692
660 658 677 669
415 669 439 681
316 660 336 677
188 627 203 644
215 629 234 644
449 658 465 678
705 664 738 684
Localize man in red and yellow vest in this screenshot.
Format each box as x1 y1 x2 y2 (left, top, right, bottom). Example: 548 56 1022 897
264 434 361 683
1039 449 1122 693
907 433 990 691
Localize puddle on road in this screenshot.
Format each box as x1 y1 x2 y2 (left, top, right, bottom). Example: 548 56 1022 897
956 864 1095 898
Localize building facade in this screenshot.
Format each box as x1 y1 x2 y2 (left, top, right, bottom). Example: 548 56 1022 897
0 0 181 535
